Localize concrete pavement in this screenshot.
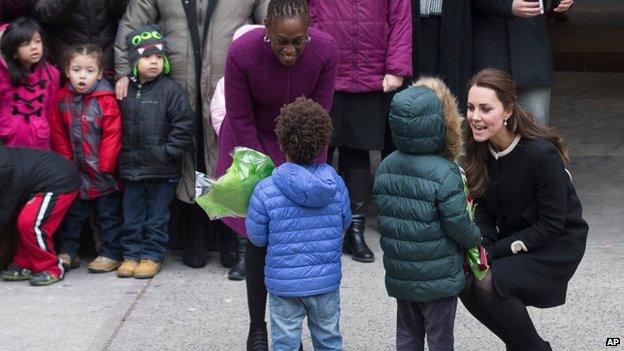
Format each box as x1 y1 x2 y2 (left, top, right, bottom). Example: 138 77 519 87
1 72 623 350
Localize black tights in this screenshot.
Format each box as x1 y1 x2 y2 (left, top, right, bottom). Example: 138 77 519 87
245 239 268 329
459 272 550 351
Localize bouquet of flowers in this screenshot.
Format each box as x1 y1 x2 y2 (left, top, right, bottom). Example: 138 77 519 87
459 166 489 281
195 147 275 220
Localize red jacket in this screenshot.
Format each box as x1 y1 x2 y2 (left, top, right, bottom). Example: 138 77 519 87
51 79 122 199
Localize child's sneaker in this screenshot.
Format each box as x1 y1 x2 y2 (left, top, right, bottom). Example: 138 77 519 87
134 260 161 279
1 265 33 281
58 253 81 271
29 272 62 286
117 259 139 278
88 256 121 273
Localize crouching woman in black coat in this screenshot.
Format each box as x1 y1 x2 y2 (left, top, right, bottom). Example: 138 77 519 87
460 68 588 351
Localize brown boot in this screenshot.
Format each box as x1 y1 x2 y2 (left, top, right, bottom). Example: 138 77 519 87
134 260 162 279
58 253 80 271
88 256 121 273
117 259 139 278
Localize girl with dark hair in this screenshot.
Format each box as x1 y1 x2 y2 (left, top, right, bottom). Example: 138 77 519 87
461 68 588 350
214 0 339 349
50 44 123 274
0 17 60 150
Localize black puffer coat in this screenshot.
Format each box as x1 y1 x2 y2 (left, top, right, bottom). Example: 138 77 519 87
32 0 129 72
118 75 194 182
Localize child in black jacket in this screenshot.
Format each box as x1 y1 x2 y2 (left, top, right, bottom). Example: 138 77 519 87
117 25 194 279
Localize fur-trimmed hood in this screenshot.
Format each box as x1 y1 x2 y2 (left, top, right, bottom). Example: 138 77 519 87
388 77 464 161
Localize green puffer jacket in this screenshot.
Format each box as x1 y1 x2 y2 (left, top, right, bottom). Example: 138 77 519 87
373 77 481 302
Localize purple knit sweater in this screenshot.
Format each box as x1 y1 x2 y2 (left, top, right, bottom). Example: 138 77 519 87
215 27 339 236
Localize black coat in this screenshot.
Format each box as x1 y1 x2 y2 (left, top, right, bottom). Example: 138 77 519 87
475 137 588 308
118 75 195 182
472 0 553 88
32 0 129 72
0 147 80 240
411 0 472 107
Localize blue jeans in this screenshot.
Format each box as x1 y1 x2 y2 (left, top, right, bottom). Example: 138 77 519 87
121 180 176 261
269 290 342 351
58 193 123 260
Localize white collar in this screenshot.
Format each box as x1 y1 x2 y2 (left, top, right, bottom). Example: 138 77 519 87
488 135 521 160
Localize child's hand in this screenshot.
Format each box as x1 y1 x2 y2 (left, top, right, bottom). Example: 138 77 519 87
115 77 129 100
382 74 403 93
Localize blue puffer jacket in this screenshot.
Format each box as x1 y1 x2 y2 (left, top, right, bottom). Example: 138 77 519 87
246 162 351 297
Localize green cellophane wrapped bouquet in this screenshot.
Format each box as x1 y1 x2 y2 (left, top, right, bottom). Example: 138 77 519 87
195 147 275 220
459 165 489 281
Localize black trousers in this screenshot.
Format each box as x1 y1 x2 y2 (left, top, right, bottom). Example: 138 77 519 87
396 296 458 351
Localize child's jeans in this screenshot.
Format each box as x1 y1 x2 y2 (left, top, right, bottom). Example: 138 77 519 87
269 289 342 351
121 179 176 262
58 193 123 260
396 296 458 351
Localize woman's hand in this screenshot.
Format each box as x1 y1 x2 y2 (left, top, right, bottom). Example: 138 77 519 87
115 76 129 100
553 0 574 12
382 74 403 93
512 0 542 17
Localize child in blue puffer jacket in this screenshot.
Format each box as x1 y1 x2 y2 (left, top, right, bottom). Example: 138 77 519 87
246 97 351 351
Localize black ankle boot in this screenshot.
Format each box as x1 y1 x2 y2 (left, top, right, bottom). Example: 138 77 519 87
228 237 246 280
246 322 268 351
343 215 374 262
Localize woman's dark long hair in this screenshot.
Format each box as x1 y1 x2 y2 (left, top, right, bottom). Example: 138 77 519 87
0 17 48 87
464 68 569 198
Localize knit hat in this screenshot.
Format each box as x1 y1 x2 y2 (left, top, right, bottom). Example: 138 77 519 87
126 24 170 76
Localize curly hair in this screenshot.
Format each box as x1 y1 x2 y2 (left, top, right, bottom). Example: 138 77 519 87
275 97 332 164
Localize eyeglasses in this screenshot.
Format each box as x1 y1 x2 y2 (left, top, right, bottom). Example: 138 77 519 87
264 34 311 47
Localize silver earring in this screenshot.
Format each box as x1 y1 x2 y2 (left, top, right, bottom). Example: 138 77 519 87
263 35 270 43
504 119 508 126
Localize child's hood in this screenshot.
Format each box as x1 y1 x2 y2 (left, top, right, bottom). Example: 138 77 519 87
272 163 338 209
389 77 464 161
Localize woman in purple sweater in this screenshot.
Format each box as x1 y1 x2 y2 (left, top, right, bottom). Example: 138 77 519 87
214 0 339 349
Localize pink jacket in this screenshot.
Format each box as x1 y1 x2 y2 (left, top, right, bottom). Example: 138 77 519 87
309 0 412 93
0 25 60 150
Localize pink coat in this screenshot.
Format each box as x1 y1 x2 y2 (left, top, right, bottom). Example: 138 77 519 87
0 61 59 150
309 0 412 93
0 25 60 150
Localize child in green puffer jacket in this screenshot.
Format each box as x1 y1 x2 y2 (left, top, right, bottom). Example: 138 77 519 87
373 77 481 351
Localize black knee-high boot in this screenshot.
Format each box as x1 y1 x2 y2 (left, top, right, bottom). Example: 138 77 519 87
342 168 374 262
